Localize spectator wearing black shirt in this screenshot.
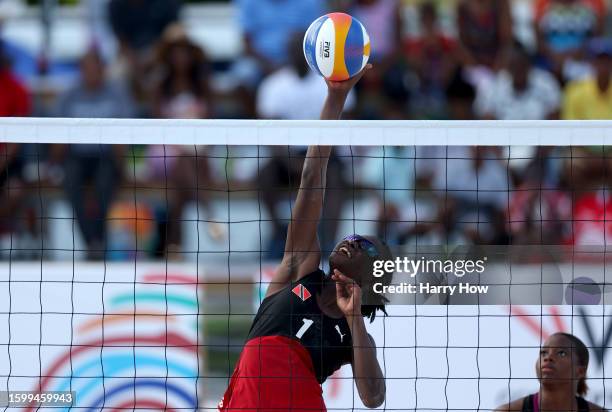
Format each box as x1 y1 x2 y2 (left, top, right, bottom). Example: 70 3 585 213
54 49 136 259
108 0 182 107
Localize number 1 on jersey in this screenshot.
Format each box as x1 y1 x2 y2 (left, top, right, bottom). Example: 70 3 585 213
296 318 314 339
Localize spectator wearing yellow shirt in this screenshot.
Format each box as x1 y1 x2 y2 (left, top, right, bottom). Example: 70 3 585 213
561 38 612 190
562 38 612 120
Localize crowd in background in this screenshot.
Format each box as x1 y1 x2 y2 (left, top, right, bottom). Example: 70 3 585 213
1 0 612 260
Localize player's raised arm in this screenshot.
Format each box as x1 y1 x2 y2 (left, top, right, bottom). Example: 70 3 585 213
266 66 371 297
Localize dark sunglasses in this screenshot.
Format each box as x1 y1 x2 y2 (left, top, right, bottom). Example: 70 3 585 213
342 234 379 257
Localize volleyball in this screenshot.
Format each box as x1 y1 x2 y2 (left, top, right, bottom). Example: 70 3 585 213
303 12 370 81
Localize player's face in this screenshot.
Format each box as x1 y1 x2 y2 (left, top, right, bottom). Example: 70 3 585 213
329 234 381 285
536 334 585 387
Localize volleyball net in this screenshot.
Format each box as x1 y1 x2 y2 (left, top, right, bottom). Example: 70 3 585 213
1 118 611 411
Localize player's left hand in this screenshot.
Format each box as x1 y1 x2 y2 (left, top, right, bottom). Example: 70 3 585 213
333 269 362 318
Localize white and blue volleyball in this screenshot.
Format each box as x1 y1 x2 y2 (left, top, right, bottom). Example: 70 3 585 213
303 12 371 81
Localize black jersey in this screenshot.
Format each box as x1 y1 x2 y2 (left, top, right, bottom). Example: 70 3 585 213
247 269 353 384
521 394 590 412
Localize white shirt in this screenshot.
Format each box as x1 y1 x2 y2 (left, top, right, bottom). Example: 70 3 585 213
257 67 355 120
428 147 512 210
475 68 561 120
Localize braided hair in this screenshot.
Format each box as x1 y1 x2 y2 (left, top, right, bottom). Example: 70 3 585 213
361 239 393 323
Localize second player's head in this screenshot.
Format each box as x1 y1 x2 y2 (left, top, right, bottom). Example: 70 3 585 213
536 333 590 396
329 234 393 322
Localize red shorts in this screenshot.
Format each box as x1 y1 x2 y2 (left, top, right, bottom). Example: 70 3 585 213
218 335 326 412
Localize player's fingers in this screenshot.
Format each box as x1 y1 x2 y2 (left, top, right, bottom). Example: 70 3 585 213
334 270 354 284
335 278 346 296
325 64 372 89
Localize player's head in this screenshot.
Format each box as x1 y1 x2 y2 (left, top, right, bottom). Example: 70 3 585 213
536 333 589 396
329 234 393 322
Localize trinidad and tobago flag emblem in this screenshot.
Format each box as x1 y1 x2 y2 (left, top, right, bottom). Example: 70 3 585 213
292 284 312 301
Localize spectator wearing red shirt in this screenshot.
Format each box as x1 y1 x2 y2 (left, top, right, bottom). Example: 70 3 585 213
0 43 30 117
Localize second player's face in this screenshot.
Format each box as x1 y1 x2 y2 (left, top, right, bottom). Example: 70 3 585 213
535 334 585 387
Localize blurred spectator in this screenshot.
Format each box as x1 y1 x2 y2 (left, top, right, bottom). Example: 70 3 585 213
147 25 221 257
256 33 354 120
0 43 32 252
234 0 325 87
404 148 512 245
475 43 561 120
562 37 612 120
349 0 407 119
456 0 512 87
571 191 612 245
108 0 181 54
561 38 612 191
445 67 477 121
54 48 135 259
412 75 511 245
108 0 182 108
86 0 117 61
351 0 402 65
508 147 570 244
232 0 325 117
56 49 135 119
151 24 211 119
405 2 458 119
0 41 30 117
0 143 27 247
534 0 605 81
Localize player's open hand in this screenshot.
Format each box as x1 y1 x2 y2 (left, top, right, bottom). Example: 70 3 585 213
333 269 362 318
325 64 372 98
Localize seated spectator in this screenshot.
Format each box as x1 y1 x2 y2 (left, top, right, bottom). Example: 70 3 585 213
562 37 612 120
54 48 135 259
351 0 402 67
57 48 136 119
147 25 221 257
0 41 30 117
256 33 355 120
534 0 605 81
404 147 512 245
475 43 561 120
108 0 182 107
151 24 211 119
456 0 512 87
412 76 511 245
445 67 477 121
349 0 407 119
231 0 325 117
234 0 325 86
0 143 27 249
405 2 458 119
561 38 612 190
508 147 571 244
